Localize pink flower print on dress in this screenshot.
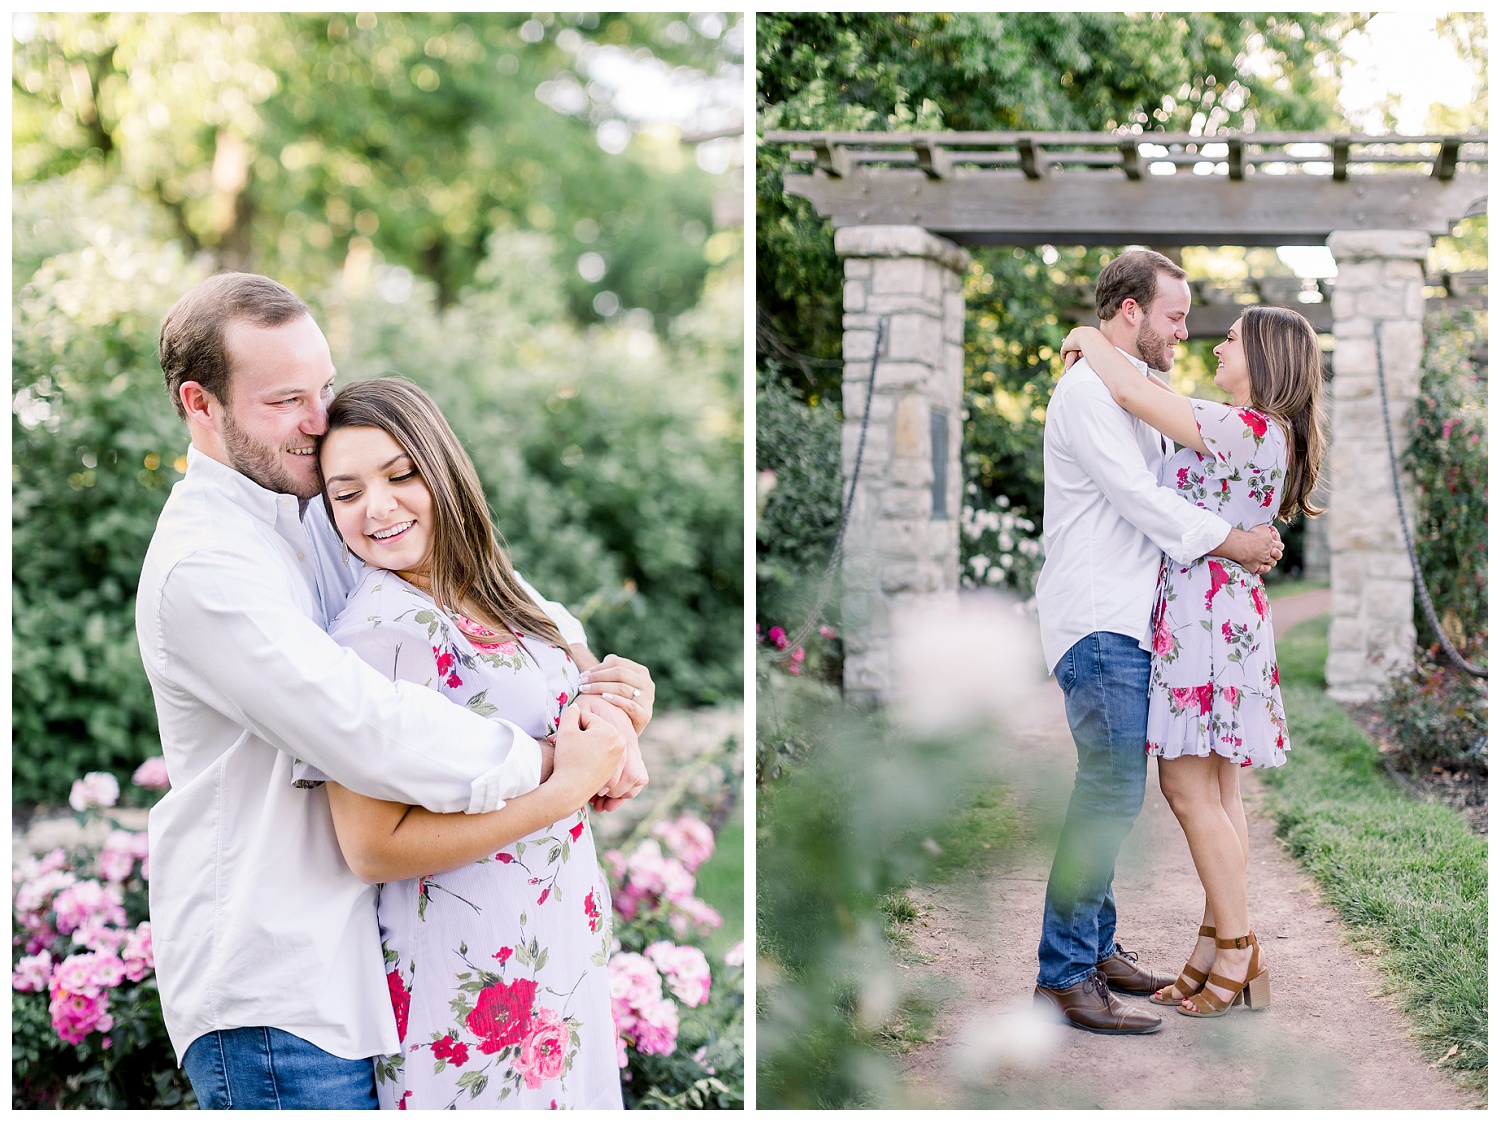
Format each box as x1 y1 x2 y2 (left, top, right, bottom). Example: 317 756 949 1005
1192 685 1215 715
1152 616 1175 658
387 969 411 1042
516 1007 569 1089
1238 409 1268 438
467 976 537 1053
1205 560 1231 609
584 888 604 933
569 821 585 842
1176 466 1190 487
1251 585 1269 620
1222 685 1239 706
432 1034 470 1067
493 946 513 964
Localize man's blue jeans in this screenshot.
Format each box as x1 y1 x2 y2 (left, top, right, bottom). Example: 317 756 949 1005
182 1026 378 1110
1037 631 1151 990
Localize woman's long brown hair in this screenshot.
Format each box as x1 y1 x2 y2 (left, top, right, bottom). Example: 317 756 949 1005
320 377 568 650
1241 305 1328 523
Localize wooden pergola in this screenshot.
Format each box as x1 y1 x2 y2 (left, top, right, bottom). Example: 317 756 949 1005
764 131 1486 245
761 130 1487 704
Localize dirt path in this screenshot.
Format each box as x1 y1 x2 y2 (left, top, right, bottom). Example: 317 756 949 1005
894 591 1477 1110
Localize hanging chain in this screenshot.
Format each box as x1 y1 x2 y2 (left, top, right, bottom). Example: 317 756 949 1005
1373 322 1487 678
777 317 885 661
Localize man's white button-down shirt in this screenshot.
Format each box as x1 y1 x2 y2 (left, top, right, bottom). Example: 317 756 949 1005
1035 350 1232 674
136 447 584 1062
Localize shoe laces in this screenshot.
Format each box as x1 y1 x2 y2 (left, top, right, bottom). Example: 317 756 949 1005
1114 946 1139 964
1085 970 1113 1003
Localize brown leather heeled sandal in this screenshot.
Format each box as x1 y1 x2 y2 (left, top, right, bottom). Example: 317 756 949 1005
1150 924 1215 1007
1178 932 1270 1017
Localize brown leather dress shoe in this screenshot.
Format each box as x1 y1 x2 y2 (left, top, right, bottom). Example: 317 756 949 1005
1096 944 1177 997
1033 970 1163 1035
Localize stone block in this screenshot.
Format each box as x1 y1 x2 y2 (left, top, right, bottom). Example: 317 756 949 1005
1330 372 1375 401
1328 229 1431 260
881 562 940 594
1332 338 1376 377
843 280 867 313
881 486 931 519
1333 260 1382 289
844 328 877 362
1356 287 1409 319
1330 290 1359 321
1377 319 1422 378
867 361 932 392
843 313 879 333
834 225 972 272
887 313 944 363
845 258 873 279
943 292 966 344
893 394 929 458
1332 315 1373 341
843 424 889 477
872 256 935 296
1383 259 1425 283
866 292 943 317
1327 616 1364 654
1404 283 1427 320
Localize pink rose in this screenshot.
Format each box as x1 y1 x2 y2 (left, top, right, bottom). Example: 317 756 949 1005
68 773 119 812
12 950 53 993
1193 685 1215 715
1222 685 1239 706
768 626 788 651
516 1008 569 1089
1152 618 1175 658
645 942 712 1007
1238 409 1268 438
1251 585 1268 620
131 757 171 791
467 976 537 1053
1205 560 1230 610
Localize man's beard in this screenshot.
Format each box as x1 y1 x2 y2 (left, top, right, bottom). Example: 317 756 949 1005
1136 320 1176 372
221 409 319 499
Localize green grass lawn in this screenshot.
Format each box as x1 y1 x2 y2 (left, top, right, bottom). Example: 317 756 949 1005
696 812 744 962
1261 615 1488 1098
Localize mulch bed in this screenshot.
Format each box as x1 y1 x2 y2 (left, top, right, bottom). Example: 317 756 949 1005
1343 702 1488 837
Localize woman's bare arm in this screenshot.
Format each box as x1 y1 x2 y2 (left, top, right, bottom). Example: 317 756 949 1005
1062 326 1207 454
325 706 623 884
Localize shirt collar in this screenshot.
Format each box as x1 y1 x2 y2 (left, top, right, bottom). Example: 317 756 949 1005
1115 347 1151 375
184 444 303 525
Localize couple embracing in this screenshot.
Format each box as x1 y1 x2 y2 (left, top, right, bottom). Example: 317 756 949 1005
1032 249 1327 1032
138 272 650 1108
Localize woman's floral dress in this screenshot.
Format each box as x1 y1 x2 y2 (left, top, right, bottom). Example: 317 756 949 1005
296 570 621 1110
1145 401 1290 769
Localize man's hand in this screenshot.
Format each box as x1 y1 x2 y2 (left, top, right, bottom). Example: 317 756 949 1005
577 654 655 734
1213 524 1283 575
547 705 625 812
574 695 648 812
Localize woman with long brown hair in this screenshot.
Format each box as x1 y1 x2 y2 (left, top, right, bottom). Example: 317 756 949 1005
296 376 651 1108
1060 305 1326 1019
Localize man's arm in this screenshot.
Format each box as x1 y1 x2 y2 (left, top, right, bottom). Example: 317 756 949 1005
152 549 538 814
1061 377 1232 566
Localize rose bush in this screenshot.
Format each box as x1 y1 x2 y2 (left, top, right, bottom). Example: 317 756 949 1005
12 766 190 1109
14 771 742 1110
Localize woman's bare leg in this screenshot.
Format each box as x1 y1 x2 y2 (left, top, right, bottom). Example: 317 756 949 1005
1159 754 1253 1009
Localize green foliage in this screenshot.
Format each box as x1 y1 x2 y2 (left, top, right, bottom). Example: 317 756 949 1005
13 188 741 805
755 663 1009 1107
1407 305 1487 656
1375 654 1488 773
754 364 842 629
12 186 201 805
1262 619 1488 1092
14 12 735 324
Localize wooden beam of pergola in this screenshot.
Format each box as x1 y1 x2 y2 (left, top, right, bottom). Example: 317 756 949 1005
765 131 1487 247
779 169 1485 247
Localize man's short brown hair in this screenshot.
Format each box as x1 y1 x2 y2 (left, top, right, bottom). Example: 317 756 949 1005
158 273 310 418
1094 248 1187 322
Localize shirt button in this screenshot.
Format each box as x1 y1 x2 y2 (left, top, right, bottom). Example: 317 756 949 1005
296 551 305 560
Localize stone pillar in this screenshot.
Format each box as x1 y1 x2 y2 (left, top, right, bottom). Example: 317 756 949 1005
1324 230 1428 701
836 226 969 707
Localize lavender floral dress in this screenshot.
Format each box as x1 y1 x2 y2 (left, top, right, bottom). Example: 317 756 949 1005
296 570 621 1110
1145 400 1290 769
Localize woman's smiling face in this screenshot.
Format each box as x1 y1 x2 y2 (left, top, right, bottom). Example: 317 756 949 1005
320 425 435 582
1213 317 1253 405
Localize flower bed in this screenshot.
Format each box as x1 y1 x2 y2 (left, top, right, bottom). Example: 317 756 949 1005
13 770 742 1109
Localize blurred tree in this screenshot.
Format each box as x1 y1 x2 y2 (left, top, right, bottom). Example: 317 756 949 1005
756 11 1359 532
13 11 736 323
